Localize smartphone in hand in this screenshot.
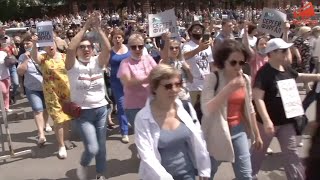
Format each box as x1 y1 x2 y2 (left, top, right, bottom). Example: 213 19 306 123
202 33 210 42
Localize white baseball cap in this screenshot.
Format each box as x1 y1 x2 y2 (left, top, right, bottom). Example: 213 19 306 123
263 38 293 54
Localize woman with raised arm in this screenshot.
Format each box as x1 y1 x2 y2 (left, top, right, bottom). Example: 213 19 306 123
242 21 269 84
17 34 51 147
65 12 111 180
30 30 73 160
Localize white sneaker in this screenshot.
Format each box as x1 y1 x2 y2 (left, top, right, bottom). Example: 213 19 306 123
298 142 304 147
121 135 129 143
58 146 67 159
96 175 106 180
45 124 52 132
76 166 88 180
6 109 13 113
266 147 273 155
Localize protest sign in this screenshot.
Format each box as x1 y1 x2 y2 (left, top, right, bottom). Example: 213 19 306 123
294 2 315 18
277 79 304 119
222 14 228 19
36 21 54 47
258 8 287 38
148 9 178 37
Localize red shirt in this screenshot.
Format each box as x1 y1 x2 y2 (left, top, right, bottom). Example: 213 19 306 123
227 87 245 127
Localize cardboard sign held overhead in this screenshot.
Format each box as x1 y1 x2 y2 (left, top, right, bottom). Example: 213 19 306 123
148 9 178 38
258 8 287 38
36 21 54 47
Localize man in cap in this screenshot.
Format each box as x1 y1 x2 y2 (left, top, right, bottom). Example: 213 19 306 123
182 21 213 107
252 38 320 180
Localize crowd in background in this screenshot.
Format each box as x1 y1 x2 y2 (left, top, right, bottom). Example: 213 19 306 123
0 4 320 180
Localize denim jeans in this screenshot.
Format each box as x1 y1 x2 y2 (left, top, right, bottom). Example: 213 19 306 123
210 123 252 180
110 78 128 135
25 87 46 112
125 108 141 129
75 105 109 174
9 65 19 96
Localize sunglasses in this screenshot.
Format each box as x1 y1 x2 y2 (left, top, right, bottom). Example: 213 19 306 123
130 45 144 50
79 45 93 50
229 60 246 66
161 81 183 90
145 42 152 44
170 46 180 51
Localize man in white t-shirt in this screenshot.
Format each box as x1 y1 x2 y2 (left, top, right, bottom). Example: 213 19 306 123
182 21 214 105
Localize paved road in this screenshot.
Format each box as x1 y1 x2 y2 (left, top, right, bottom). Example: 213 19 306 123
0 92 316 180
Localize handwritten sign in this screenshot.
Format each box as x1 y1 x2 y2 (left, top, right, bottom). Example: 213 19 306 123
148 9 178 37
277 79 304 119
258 8 287 38
36 21 54 47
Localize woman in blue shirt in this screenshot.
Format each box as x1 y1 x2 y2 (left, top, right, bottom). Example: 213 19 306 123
109 29 131 143
17 34 51 146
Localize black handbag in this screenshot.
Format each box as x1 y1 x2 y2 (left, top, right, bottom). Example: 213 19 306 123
291 115 309 136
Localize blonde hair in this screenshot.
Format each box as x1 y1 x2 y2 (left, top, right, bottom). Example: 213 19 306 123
149 64 181 95
297 26 311 36
127 33 144 46
169 39 184 61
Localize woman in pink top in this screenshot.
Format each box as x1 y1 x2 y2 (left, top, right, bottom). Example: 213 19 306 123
242 22 269 84
117 33 157 128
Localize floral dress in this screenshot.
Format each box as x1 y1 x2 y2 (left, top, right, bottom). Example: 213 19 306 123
40 53 72 124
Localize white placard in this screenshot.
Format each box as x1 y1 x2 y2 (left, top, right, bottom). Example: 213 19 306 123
277 79 304 119
148 9 178 37
222 14 228 19
36 21 54 47
258 8 287 38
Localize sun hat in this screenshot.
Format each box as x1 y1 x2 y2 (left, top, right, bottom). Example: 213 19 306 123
187 21 205 35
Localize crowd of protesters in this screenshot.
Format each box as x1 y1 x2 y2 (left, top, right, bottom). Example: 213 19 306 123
0 3 320 180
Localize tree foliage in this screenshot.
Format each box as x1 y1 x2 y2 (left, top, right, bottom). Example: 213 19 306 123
0 0 66 21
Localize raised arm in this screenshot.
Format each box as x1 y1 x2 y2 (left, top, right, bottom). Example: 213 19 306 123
183 41 209 60
65 15 92 70
160 32 171 63
92 12 111 68
30 35 42 64
242 21 254 56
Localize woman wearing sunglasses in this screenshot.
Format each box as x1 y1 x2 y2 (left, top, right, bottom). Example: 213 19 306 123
161 32 193 101
201 39 263 179
65 12 111 180
117 33 157 129
135 64 210 180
